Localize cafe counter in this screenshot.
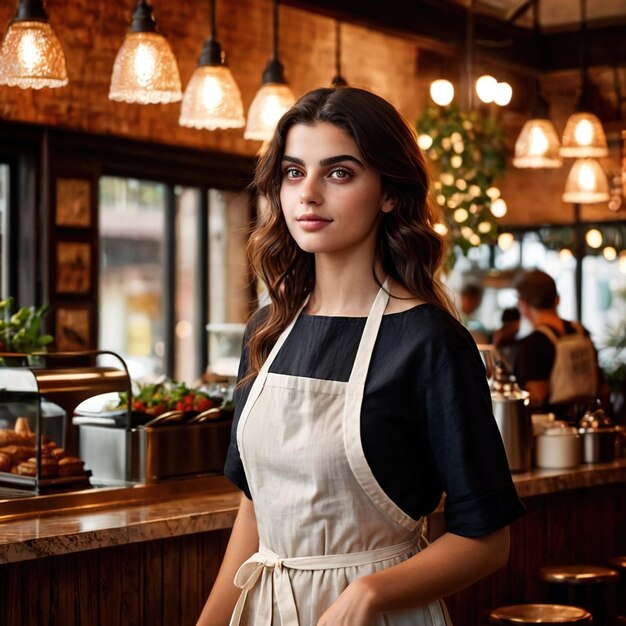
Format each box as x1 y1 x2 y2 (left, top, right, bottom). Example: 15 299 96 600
1 461 625 625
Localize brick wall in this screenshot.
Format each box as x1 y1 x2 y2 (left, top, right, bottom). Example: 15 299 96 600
0 0 422 157
0 0 622 227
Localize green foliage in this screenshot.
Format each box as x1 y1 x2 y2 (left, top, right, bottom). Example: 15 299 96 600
416 105 507 255
601 289 626 392
0 297 54 355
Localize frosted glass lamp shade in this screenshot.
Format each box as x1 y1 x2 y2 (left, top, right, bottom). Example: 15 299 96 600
0 20 68 89
562 158 610 203
513 119 563 169
244 83 295 141
109 32 182 104
560 112 608 158
179 65 244 130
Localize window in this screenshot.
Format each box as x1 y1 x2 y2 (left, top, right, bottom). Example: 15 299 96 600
99 177 251 384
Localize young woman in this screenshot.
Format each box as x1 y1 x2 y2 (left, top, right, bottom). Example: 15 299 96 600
197 87 524 626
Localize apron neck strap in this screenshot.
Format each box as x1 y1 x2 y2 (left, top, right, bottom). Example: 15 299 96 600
349 278 390 384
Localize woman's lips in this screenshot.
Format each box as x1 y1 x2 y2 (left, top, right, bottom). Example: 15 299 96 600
297 214 333 231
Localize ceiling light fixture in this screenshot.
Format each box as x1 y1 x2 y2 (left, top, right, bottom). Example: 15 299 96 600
514 1 562 169
179 0 244 130
109 0 182 105
560 0 608 158
330 21 347 88
244 0 295 142
0 0 68 89
475 74 497 104
514 88 563 169
494 81 512 106
562 158 610 204
430 79 454 107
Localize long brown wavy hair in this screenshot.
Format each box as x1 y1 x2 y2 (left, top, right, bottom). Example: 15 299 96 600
244 86 451 381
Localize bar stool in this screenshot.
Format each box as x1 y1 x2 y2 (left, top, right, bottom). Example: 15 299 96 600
536 564 620 626
488 603 592 624
608 556 626 616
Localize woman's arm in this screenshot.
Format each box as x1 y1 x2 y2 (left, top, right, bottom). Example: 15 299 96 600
317 526 510 626
196 495 259 626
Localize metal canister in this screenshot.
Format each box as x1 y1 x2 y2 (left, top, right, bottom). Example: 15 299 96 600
578 409 617 464
490 367 533 472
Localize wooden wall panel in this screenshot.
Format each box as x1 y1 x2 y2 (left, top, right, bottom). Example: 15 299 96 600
0 528 231 626
0 488 622 625
444 483 626 624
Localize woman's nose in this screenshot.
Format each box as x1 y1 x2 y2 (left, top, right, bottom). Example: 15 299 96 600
299 178 322 205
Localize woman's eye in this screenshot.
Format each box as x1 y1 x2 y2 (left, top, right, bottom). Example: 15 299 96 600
283 168 303 179
329 168 352 180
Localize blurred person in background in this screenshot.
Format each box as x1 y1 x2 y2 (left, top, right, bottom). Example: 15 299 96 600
514 269 600 420
493 307 520 375
459 282 490 344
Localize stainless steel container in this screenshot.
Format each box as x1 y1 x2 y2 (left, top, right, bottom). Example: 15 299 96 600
77 419 231 483
490 367 533 472
578 409 617 464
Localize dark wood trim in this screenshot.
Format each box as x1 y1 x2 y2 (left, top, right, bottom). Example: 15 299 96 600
198 188 209 377
164 186 177 379
281 0 626 72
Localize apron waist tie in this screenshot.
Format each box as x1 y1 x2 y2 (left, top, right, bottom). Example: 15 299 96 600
228 537 418 626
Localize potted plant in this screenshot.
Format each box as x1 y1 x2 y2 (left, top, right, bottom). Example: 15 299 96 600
0 297 54 365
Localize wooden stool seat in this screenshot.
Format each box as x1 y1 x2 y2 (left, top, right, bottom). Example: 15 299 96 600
488 603 592 624
536 565 620 626
609 557 626 617
609 556 626 572
537 564 620 585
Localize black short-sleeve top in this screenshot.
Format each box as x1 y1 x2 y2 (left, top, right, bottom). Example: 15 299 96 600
225 303 525 538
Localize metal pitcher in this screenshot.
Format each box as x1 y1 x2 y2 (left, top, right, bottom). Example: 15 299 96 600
490 363 532 472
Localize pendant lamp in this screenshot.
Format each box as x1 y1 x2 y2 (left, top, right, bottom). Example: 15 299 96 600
0 0 68 89
179 0 244 129
513 89 562 169
244 0 295 142
560 0 608 158
330 21 347 88
562 158 610 204
560 101 608 158
109 0 182 105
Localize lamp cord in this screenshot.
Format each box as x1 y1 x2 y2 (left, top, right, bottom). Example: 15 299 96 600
272 0 279 60
579 0 588 102
210 0 216 40
335 21 342 78
465 0 474 110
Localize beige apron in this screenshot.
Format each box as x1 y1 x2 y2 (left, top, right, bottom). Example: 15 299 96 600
231 283 452 626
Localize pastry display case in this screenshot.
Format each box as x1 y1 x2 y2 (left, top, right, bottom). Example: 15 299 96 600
0 350 232 492
0 350 131 492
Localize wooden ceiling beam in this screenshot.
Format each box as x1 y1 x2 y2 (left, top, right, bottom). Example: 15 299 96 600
281 0 626 71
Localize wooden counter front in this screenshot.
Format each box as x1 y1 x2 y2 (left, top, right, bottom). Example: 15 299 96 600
0 461 624 625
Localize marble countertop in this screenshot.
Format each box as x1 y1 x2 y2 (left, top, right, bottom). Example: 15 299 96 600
0 460 624 565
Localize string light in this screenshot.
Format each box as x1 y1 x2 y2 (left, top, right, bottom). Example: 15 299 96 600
497 232 514 250
585 228 603 248
430 79 454 106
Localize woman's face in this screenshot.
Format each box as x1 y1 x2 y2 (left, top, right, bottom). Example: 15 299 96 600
279 121 394 259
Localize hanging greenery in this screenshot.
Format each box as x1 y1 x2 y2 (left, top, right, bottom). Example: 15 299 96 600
416 105 507 255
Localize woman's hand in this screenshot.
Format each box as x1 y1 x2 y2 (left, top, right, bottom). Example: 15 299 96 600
316 578 378 626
